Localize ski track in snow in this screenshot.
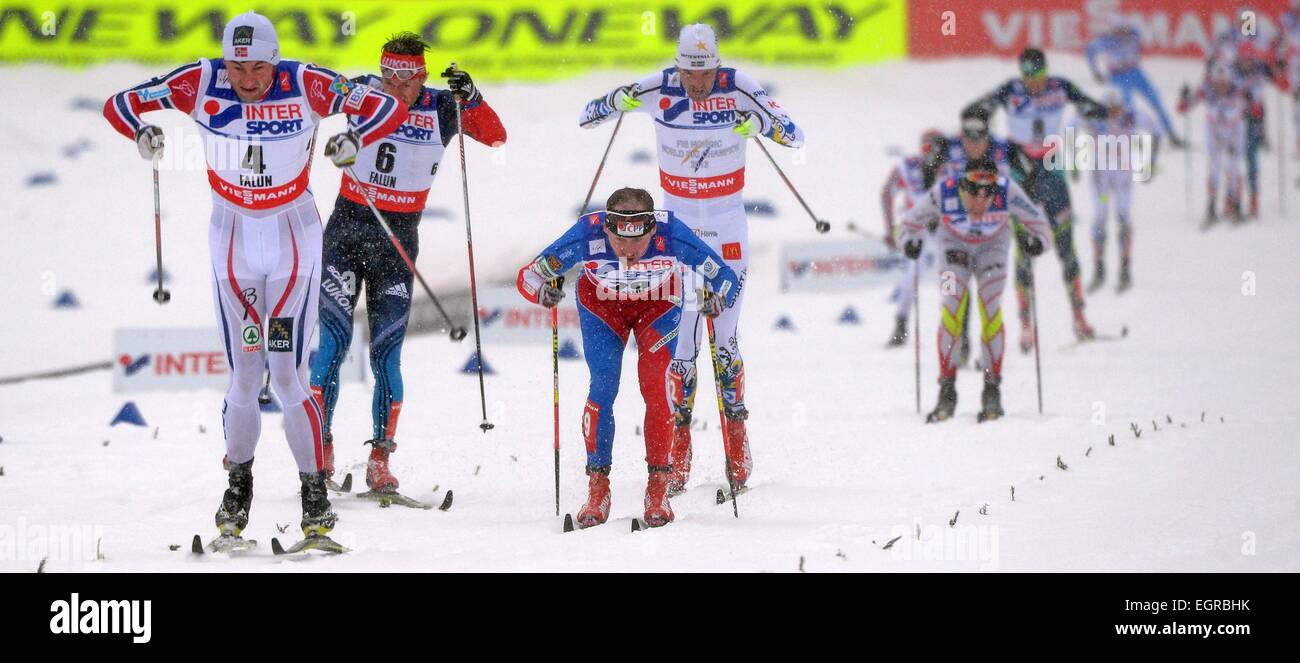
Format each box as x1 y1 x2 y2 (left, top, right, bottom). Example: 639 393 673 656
1 56 1297 572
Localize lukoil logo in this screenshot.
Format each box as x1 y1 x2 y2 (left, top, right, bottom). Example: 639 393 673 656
50 593 152 644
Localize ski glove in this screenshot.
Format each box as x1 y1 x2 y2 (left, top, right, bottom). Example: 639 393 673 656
697 289 725 318
903 239 923 260
136 125 164 160
324 131 361 168
1017 231 1045 257
608 84 641 112
441 66 481 104
734 111 763 139
540 277 566 308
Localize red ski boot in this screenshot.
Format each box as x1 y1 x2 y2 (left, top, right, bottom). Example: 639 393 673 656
1069 277 1095 340
365 438 399 492
576 466 611 528
667 423 692 496
644 465 675 527
722 410 753 491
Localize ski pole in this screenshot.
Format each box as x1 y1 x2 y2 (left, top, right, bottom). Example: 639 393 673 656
343 166 466 342
706 315 739 518
151 155 171 304
844 221 882 241
750 135 831 234
913 259 921 414
1029 266 1043 415
1184 90 1192 222
450 62 494 433
550 286 561 516
1278 84 1287 214
581 112 625 213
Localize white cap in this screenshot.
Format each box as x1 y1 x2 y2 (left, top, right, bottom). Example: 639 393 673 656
222 12 280 64
676 24 720 70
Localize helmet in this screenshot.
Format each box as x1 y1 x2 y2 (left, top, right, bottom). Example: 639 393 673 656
222 12 280 64
676 24 721 70
1019 47 1047 77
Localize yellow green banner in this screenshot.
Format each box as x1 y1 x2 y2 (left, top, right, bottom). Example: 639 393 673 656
0 0 906 80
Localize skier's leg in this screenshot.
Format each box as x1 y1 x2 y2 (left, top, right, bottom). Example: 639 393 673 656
263 199 326 476
577 297 629 470
973 234 1011 420
209 205 267 467
364 213 419 443
634 300 682 468
928 231 970 422
1089 169 1108 290
308 200 362 467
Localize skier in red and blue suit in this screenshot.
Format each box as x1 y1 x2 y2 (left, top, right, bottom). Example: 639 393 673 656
517 187 740 529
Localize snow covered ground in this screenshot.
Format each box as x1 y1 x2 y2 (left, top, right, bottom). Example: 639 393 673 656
1 55 1297 572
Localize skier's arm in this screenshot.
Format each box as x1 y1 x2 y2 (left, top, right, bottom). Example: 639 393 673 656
1065 79 1108 120
579 72 659 128
881 166 905 248
103 60 206 141
516 216 593 305
436 90 507 147
734 70 804 148
898 184 942 245
1007 179 1052 249
1085 36 1107 81
303 64 408 147
671 220 742 309
966 81 1012 120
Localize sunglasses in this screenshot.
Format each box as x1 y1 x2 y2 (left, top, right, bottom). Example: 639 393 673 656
381 66 424 81
960 172 998 196
605 210 657 238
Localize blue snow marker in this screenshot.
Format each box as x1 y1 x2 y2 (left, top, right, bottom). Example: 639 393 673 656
839 306 861 325
53 290 81 309
26 172 57 187
774 315 796 331
146 266 171 284
461 352 495 375
110 402 147 427
558 339 582 360
744 199 777 216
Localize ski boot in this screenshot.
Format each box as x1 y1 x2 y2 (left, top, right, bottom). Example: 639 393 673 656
299 470 337 537
1069 277 1095 341
1248 190 1259 219
667 418 692 496
644 465 675 527
575 466 612 528
365 438 399 493
926 377 958 423
1117 257 1132 293
976 376 1004 422
1226 196 1244 224
887 315 908 347
1087 255 1105 294
1201 201 1220 231
722 406 753 491
215 458 254 536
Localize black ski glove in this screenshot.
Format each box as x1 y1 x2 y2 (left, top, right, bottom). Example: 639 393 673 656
903 239 923 260
441 66 481 104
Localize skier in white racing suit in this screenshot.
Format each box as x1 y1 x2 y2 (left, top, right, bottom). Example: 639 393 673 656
578 23 805 494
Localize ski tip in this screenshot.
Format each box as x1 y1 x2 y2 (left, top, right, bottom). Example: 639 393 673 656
562 513 575 533
190 534 203 555
271 538 287 556
438 490 454 511
715 488 726 505
631 519 642 533
340 473 353 492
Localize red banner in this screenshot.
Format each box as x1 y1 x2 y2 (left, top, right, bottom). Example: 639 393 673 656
907 0 1292 59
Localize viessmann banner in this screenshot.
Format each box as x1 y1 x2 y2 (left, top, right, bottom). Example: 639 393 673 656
0 0 907 80
906 0 1294 59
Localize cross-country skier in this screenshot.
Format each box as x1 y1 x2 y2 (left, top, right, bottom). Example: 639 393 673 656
1224 25 1282 217
1086 21 1184 146
899 157 1051 423
103 12 408 545
1179 61 1251 226
308 33 506 494
516 187 740 528
578 23 804 495
1068 89 1161 293
1277 1 1300 167
967 47 1108 350
881 129 945 347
